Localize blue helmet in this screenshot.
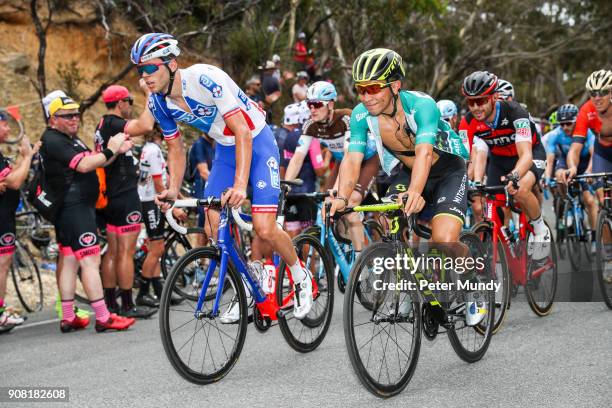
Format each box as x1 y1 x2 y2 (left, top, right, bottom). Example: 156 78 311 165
557 104 578 122
0 110 8 121
436 99 458 120
131 33 180 64
306 81 337 102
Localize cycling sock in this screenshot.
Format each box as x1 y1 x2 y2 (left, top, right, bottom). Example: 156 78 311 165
61 299 76 322
104 288 119 310
91 298 110 323
531 214 546 235
354 250 362 260
151 278 163 299
289 261 307 283
120 289 135 310
139 278 151 298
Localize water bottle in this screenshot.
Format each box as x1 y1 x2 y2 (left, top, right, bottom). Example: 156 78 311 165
247 261 267 297
501 226 516 258
262 261 276 295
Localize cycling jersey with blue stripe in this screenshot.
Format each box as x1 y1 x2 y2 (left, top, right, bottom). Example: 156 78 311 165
544 126 595 159
147 64 267 145
348 90 469 175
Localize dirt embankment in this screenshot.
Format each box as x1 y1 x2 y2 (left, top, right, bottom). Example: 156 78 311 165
0 2 153 147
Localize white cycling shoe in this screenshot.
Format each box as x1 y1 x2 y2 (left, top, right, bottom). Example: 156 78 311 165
220 291 253 324
528 225 551 260
293 269 314 320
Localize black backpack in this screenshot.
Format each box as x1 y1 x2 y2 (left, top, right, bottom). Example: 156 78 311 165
26 158 73 223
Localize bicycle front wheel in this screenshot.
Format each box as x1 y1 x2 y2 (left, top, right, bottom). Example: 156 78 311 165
343 242 421 398
10 241 43 312
277 233 334 352
447 232 495 363
159 246 247 384
595 210 612 309
525 220 558 316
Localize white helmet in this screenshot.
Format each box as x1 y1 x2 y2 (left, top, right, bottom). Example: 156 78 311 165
42 90 67 119
586 70 612 92
283 103 301 126
306 81 337 101
496 79 515 100
131 33 180 64
436 99 457 120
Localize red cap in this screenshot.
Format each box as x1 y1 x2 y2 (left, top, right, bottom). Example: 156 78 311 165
102 85 130 103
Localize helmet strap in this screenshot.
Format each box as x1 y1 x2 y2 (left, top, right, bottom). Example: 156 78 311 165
163 64 177 98
379 87 399 118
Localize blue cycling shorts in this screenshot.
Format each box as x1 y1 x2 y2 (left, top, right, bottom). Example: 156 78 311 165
204 125 280 214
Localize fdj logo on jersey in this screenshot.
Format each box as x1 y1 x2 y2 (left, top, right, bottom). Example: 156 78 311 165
267 157 280 189
199 74 223 98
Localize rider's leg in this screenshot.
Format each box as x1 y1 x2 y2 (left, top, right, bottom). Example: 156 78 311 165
582 189 599 232
101 230 118 310
346 190 365 252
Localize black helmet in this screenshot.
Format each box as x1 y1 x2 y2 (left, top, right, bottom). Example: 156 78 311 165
557 104 578 122
462 71 498 97
352 48 405 83
30 230 51 249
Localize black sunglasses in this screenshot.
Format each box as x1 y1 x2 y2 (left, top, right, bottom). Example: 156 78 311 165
589 90 610 98
54 113 80 120
122 97 134 106
559 121 575 127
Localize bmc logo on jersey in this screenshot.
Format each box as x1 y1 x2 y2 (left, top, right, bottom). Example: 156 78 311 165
199 74 223 98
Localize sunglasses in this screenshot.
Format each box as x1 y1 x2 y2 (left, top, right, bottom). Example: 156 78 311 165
559 121 575 127
466 96 492 107
355 83 391 95
136 62 169 76
589 90 610 98
54 113 80 120
307 100 329 109
122 97 134 106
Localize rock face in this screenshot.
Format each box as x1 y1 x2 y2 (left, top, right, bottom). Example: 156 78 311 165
2 53 30 74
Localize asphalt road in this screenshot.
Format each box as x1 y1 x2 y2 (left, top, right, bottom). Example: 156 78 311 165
2 198 611 407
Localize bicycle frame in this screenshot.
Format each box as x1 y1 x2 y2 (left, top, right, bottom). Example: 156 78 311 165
483 194 552 287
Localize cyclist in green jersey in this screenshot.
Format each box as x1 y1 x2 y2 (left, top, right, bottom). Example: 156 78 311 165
331 49 469 243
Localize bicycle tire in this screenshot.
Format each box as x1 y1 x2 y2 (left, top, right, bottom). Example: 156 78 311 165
343 241 421 398
471 222 510 334
525 220 558 316
10 241 43 312
159 246 247 384
447 232 495 363
595 210 612 309
563 200 583 270
276 233 334 352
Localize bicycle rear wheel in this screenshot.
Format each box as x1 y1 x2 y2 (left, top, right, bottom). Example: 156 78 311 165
472 222 510 334
277 233 334 352
447 232 495 363
344 242 421 398
564 201 584 270
595 211 612 309
525 220 558 316
10 241 43 312
159 246 247 384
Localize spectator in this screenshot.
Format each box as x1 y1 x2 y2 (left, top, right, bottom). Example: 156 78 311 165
293 32 308 69
272 54 282 83
261 61 282 124
292 71 310 102
0 111 39 328
244 76 264 108
95 85 155 319
188 134 215 238
40 96 135 332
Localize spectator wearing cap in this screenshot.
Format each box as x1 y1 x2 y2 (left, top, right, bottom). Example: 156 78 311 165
261 61 282 125
95 85 155 319
42 90 68 121
292 71 310 103
40 95 136 332
293 32 308 69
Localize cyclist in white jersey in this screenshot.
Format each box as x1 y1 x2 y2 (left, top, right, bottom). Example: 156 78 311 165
128 33 314 320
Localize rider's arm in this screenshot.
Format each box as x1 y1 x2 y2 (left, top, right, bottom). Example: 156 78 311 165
473 149 487 183
509 118 534 178
2 148 33 190
545 153 556 180
284 134 313 180
409 97 440 194
165 136 186 196
124 107 156 136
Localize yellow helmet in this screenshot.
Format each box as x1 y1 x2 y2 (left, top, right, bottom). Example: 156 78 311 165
352 48 405 83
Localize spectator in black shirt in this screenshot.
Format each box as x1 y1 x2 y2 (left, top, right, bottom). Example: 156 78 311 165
261 61 282 124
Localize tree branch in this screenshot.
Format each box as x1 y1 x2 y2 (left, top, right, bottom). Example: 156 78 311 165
79 62 133 114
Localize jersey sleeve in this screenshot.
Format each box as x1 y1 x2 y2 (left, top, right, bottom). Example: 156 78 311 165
198 70 242 119
294 134 314 156
544 130 558 154
458 116 473 155
412 96 441 145
148 146 164 176
512 117 533 144
572 102 591 143
348 105 369 155
148 95 179 140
